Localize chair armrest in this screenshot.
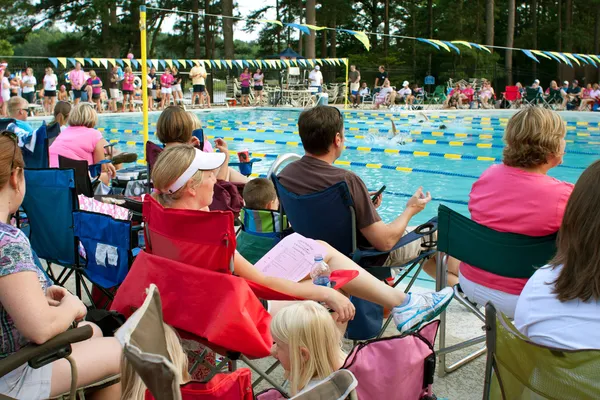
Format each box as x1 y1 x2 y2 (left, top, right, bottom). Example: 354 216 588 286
0 325 93 378
353 217 438 260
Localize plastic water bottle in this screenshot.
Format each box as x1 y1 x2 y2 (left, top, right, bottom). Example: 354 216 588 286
310 255 331 288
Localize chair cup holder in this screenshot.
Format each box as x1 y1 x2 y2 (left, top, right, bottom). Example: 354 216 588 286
421 240 437 250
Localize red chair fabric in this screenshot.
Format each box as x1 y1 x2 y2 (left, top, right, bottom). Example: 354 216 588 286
112 251 274 358
144 195 237 275
143 195 321 301
145 369 254 400
503 86 522 101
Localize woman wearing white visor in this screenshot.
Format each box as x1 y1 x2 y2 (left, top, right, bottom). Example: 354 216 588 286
151 145 454 334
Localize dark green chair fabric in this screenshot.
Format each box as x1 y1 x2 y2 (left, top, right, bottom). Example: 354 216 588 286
437 204 557 279
236 230 279 264
484 303 600 400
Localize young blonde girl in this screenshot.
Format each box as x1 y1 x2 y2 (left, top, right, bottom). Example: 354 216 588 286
271 301 347 396
120 323 190 400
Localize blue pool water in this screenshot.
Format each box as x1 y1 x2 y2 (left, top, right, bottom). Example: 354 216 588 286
31 108 600 288
41 108 598 224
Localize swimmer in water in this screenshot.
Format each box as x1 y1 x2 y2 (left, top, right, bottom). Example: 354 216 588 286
416 111 429 123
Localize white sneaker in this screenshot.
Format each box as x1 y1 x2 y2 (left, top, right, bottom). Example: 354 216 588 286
393 287 454 334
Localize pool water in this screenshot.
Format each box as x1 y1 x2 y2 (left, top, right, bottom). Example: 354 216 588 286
31 108 600 288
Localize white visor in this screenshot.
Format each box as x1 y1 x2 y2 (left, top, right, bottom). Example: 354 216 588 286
167 148 226 194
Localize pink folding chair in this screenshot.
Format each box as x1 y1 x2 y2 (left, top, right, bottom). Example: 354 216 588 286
342 320 440 400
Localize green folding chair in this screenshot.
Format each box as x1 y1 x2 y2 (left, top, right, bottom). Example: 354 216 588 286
434 204 557 376
483 302 600 399
430 85 447 104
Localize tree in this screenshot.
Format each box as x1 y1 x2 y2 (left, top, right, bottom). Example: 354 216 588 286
505 0 515 85
486 0 494 49
222 0 234 58
0 39 14 56
305 0 316 58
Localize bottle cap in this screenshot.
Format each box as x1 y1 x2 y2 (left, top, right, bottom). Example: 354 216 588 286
314 255 324 262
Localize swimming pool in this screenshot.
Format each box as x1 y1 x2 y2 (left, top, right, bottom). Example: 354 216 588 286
40 107 597 225
30 107 600 287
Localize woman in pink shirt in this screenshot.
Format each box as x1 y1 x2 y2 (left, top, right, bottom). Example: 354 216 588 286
121 67 135 113
239 67 251 107
160 67 173 110
49 103 116 181
456 108 573 318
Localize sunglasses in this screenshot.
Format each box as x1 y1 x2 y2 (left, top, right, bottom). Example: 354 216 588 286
1 130 17 171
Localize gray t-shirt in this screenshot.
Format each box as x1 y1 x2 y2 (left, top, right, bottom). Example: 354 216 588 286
349 70 360 83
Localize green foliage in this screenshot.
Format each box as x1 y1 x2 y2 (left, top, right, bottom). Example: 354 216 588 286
0 39 14 56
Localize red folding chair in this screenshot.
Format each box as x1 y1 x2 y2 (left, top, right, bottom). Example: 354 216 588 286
502 86 522 108
114 195 355 393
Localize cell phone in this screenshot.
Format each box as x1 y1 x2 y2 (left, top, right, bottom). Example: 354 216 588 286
371 185 386 203
192 128 205 151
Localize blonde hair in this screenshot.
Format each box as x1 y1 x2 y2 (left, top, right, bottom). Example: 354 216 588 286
67 103 98 128
151 144 203 206
270 301 344 395
188 112 202 130
503 107 565 169
125 67 132 74
89 70 97 78
120 323 189 400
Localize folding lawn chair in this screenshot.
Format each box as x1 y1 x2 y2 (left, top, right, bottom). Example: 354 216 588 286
482 303 600 400
256 370 358 400
435 205 557 376
545 88 564 109
21 168 82 296
236 208 289 264
1 120 59 169
271 173 438 341
58 156 104 197
430 85 447 105
123 195 356 392
117 283 255 400
21 168 138 306
501 86 521 109
342 320 439 400
522 87 543 107
73 210 139 308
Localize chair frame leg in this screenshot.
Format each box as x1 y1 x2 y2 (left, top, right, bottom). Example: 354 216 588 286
240 355 288 395
436 252 487 377
250 360 281 388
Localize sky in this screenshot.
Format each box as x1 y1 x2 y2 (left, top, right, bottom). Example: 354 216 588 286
161 0 277 42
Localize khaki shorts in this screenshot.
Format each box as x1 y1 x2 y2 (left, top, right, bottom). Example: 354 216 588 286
383 226 437 267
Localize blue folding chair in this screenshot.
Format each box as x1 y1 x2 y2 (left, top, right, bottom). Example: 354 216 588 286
21 168 82 296
73 210 139 308
1 120 59 169
272 175 437 340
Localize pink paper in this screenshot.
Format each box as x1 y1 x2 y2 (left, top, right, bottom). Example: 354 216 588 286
254 233 326 282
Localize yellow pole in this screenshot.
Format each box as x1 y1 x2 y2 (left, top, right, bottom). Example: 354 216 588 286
344 58 349 109
140 5 149 161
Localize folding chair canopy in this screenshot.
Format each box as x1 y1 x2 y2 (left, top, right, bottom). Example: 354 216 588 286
112 251 274 358
22 168 79 267
484 304 600 400
437 204 556 278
